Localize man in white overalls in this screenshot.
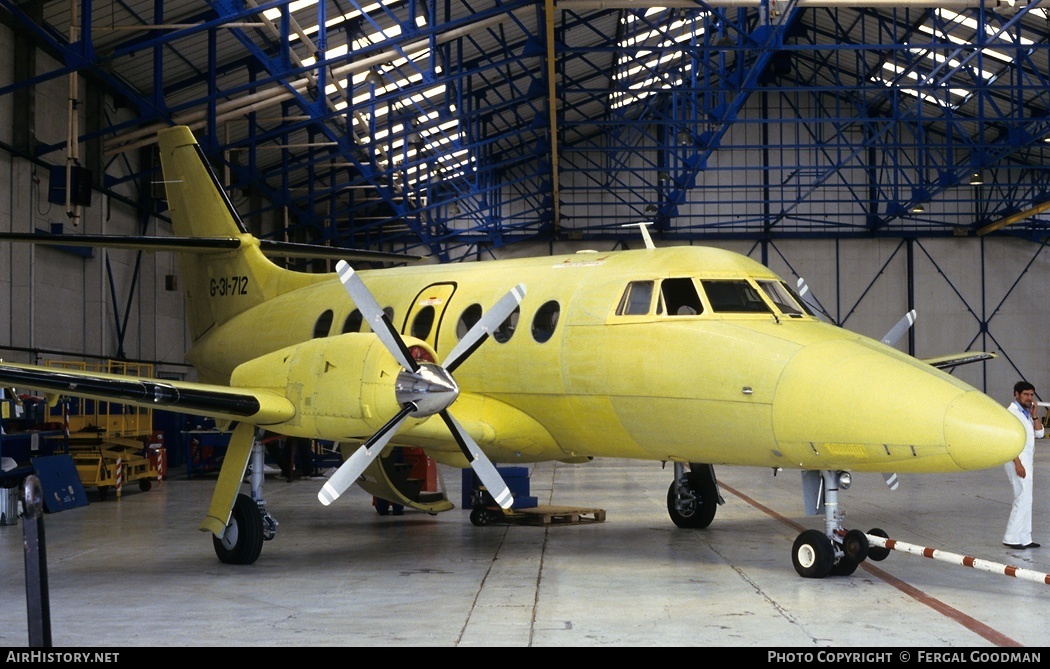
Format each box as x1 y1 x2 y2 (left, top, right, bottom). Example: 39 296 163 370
1004 380 1043 549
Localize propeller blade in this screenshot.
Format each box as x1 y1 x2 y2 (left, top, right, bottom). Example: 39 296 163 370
317 405 414 506
796 277 826 322
881 310 917 347
336 260 418 372
443 284 526 374
883 472 900 491
441 411 513 509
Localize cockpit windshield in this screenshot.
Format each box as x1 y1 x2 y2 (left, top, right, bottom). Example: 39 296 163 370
757 280 806 317
700 280 772 313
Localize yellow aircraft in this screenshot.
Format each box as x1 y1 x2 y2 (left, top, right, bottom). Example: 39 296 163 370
0 126 1026 578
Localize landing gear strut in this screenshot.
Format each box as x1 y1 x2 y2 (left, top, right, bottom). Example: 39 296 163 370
791 470 871 578
212 434 278 565
667 462 723 529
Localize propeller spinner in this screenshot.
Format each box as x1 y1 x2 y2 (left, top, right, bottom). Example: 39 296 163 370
318 260 524 510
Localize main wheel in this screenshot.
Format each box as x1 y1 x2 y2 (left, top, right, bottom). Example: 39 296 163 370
666 464 718 529
867 527 891 561
213 493 264 565
792 529 834 578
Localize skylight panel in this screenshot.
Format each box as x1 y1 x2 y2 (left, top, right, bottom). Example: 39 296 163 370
262 0 419 42
610 11 706 110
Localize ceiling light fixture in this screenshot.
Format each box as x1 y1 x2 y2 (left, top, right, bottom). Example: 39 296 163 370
969 171 984 185
911 203 925 213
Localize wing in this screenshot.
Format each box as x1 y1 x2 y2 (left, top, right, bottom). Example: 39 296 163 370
921 351 997 370
0 362 295 425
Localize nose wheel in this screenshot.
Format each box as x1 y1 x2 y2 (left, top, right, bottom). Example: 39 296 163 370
791 471 876 578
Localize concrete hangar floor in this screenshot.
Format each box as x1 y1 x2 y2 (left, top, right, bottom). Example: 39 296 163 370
1 454 1049 648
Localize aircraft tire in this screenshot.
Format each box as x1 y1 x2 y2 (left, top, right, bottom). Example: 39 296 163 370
213 493 264 565
842 528 869 563
792 529 834 578
866 527 891 561
666 465 717 529
829 556 859 576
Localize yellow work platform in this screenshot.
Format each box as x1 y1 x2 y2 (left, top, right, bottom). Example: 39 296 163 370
70 438 160 500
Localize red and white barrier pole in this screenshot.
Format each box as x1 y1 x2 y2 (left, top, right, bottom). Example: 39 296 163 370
867 533 1050 585
115 458 123 500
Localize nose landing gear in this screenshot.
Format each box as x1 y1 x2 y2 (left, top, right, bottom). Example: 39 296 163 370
792 470 875 578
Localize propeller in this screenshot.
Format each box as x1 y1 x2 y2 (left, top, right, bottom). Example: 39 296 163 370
318 260 524 509
881 310 916 347
795 278 834 323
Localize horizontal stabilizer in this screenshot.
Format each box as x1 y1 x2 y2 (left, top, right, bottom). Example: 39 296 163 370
922 351 997 370
0 232 421 264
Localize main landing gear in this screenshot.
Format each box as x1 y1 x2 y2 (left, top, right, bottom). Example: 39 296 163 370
213 436 278 565
667 462 723 529
791 470 889 578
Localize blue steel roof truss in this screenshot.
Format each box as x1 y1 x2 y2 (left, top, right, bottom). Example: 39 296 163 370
2 0 1050 259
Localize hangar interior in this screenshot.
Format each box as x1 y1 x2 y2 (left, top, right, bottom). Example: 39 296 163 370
2 0 1050 648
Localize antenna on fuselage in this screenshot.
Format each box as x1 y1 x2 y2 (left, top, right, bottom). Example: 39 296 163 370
622 222 656 250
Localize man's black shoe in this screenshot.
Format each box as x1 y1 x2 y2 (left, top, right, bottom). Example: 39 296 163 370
1026 542 1041 548
1004 543 1026 549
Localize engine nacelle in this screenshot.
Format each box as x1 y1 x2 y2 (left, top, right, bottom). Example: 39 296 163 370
230 333 436 440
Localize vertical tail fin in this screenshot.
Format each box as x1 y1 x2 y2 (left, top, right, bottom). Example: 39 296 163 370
157 126 318 343
157 126 250 239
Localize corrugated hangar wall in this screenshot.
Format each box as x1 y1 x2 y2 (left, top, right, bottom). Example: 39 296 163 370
0 20 189 377
0 17 1048 402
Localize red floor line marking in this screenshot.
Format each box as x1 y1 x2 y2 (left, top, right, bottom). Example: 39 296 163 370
718 481 1022 648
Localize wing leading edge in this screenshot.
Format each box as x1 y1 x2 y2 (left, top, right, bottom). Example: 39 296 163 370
0 362 295 425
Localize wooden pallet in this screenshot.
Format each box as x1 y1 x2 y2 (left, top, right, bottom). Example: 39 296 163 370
503 505 606 526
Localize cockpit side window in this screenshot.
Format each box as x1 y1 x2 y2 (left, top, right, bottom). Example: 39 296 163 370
758 280 805 317
660 278 704 316
616 281 655 316
701 279 772 313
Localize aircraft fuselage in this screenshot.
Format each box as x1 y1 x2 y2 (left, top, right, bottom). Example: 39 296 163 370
188 245 1023 476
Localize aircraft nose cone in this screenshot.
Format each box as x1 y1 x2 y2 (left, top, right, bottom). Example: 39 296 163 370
944 391 1026 471
772 335 1024 473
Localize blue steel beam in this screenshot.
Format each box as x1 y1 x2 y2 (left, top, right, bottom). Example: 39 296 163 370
4 1 1050 257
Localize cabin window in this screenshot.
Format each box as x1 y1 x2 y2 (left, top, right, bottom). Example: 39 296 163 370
532 301 561 343
493 306 520 343
660 278 703 316
616 281 655 316
758 280 805 317
342 309 363 333
411 306 436 339
700 280 772 313
456 304 483 339
313 309 334 338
